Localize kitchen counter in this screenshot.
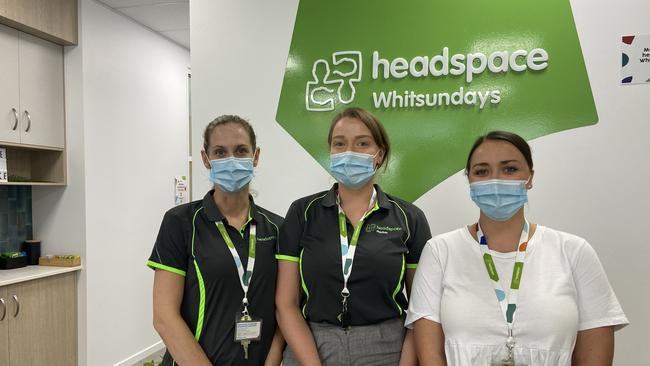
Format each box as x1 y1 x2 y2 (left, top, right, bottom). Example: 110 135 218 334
0 265 82 287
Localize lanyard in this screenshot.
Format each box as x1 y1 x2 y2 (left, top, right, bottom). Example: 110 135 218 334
216 220 256 315
476 220 530 339
337 189 378 297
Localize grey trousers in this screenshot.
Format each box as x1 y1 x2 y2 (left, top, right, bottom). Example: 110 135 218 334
283 317 406 366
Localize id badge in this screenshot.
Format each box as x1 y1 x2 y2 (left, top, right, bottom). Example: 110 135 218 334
489 357 527 366
234 313 262 342
490 361 515 366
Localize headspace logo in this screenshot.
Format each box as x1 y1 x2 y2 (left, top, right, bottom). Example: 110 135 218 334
277 0 597 202
307 47 548 111
306 51 362 111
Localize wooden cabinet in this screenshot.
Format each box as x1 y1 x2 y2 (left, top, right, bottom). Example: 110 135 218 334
18 32 65 149
0 272 77 366
0 25 19 145
0 23 66 185
0 286 8 366
0 0 77 46
0 24 64 149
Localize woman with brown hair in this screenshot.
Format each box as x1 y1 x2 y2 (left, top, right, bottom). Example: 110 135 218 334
276 107 431 365
407 131 628 366
148 115 284 365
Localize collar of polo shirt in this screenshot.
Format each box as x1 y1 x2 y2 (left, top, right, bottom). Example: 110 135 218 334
320 183 392 210
202 190 261 228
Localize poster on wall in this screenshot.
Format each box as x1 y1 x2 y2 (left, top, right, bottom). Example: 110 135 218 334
174 175 189 206
276 0 598 201
0 148 7 183
621 35 650 85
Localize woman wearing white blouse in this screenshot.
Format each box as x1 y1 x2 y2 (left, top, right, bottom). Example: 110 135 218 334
406 131 628 366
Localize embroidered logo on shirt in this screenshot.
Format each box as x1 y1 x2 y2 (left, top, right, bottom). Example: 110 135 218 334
366 224 403 234
257 236 277 243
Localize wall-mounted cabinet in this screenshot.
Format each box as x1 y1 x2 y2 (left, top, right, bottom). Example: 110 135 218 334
0 0 78 46
0 25 64 149
0 23 66 186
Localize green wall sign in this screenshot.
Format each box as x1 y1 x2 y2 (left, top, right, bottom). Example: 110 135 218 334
276 0 597 202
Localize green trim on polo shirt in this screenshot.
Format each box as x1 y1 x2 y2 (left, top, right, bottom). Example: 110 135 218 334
276 254 300 262
190 206 206 341
388 198 411 243
238 209 254 238
300 249 309 318
391 254 406 315
147 260 187 277
304 193 328 221
193 259 206 340
191 207 204 255
258 211 280 239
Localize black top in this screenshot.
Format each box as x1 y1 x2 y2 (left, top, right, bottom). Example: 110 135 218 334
148 190 283 366
277 184 431 326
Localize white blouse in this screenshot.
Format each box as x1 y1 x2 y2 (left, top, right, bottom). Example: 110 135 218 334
405 225 628 366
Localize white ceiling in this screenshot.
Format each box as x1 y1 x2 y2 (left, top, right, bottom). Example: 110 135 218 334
98 0 190 49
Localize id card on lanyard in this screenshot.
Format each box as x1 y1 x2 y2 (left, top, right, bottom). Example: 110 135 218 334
336 189 378 330
215 220 261 360
476 220 530 366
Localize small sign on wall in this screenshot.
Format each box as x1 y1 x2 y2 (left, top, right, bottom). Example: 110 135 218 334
621 34 650 85
0 148 7 183
174 175 189 206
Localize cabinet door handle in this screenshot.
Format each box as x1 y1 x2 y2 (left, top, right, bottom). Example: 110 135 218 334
12 295 19 318
11 108 18 130
0 298 5 321
24 110 31 132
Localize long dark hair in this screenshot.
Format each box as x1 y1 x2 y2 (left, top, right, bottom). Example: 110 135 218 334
465 131 533 173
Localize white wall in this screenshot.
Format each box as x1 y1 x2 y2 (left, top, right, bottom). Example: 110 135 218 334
82 1 189 364
34 0 190 364
189 0 325 203
32 20 88 366
191 0 650 364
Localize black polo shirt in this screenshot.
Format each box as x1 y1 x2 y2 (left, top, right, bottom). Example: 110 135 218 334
277 184 431 326
147 190 283 366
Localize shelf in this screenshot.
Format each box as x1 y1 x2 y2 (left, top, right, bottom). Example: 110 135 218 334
0 182 65 186
1 145 66 186
0 141 63 152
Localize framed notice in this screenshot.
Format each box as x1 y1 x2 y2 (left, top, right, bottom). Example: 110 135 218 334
621 34 650 85
0 148 7 183
174 175 189 206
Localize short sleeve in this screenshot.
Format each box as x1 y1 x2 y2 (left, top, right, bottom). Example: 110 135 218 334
276 201 304 263
405 239 443 328
147 211 189 277
573 240 629 331
405 206 432 268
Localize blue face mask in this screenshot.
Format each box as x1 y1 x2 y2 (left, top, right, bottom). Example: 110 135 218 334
329 151 377 189
209 157 254 193
469 179 529 221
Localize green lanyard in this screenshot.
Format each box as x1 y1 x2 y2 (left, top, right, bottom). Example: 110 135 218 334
476 220 530 364
215 221 256 315
336 189 378 328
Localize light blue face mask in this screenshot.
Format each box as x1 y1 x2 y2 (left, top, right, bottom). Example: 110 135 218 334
469 179 529 221
209 157 254 193
329 151 377 189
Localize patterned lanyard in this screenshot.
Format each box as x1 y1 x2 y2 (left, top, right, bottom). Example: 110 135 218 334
215 220 257 315
476 220 530 336
337 189 378 300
